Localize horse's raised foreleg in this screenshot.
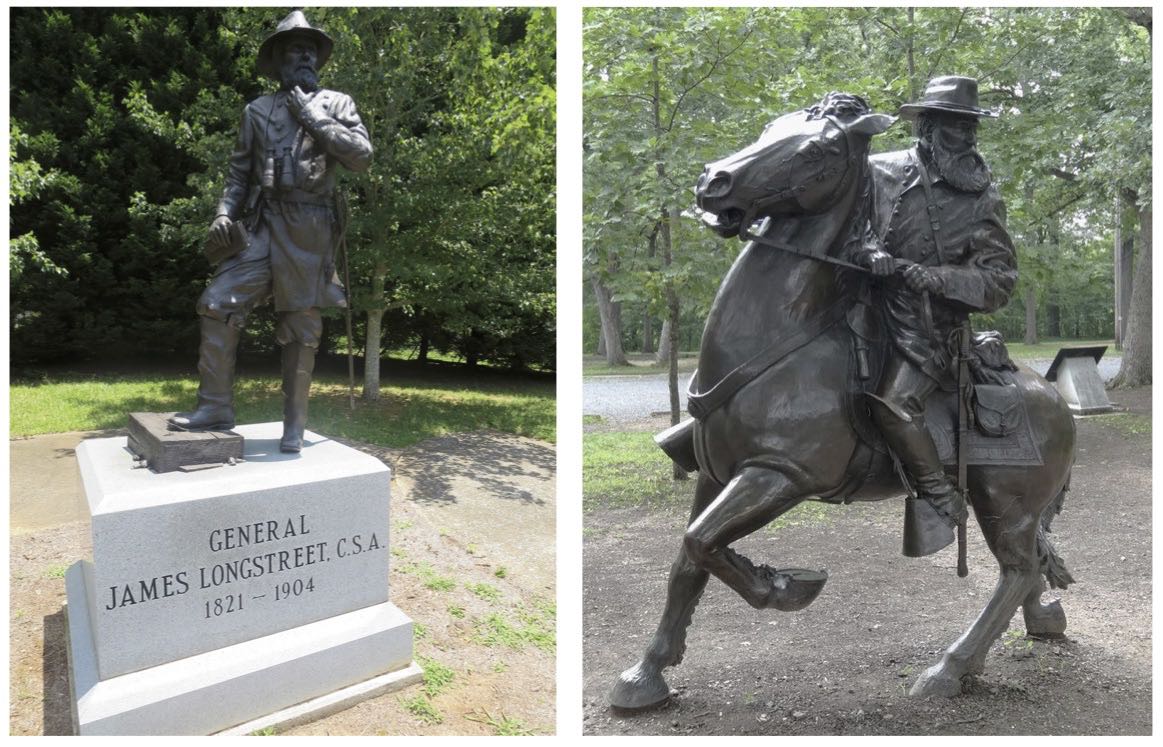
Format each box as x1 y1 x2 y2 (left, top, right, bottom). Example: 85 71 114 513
610 471 720 711
683 465 818 610
911 490 1040 698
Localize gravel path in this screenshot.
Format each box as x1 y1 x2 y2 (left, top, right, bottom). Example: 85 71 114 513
584 357 1122 425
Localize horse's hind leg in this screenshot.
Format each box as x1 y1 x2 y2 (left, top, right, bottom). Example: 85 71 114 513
911 488 1041 698
1022 496 1072 639
610 471 720 711
683 465 815 610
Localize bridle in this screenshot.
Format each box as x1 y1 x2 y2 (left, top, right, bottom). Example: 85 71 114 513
735 112 861 234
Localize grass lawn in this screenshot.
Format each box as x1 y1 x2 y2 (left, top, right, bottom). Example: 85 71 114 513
11 366 555 446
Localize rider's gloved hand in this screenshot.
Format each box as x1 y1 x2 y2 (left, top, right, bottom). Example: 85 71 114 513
903 264 943 294
859 249 896 276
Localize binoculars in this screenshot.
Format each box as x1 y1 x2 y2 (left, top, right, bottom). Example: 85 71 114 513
262 147 295 192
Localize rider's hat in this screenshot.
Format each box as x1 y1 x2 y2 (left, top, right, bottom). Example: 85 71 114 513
899 76 997 120
256 10 334 81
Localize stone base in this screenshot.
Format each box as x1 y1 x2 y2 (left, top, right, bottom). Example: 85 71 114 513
65 563 418 735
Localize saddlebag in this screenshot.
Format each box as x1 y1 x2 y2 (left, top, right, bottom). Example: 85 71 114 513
972 383 1022 438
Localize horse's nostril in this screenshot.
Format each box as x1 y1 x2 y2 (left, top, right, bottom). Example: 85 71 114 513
704 173 732 198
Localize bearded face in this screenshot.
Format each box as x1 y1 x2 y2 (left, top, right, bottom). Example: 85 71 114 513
278 36 320 92
917 113 991 193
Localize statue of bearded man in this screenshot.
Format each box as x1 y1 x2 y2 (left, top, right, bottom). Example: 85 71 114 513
168 10 372 453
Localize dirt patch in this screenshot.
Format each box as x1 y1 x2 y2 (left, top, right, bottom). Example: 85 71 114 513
9 431 555 736
583 387 1151 735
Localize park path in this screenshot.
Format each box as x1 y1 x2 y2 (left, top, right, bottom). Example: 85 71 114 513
584 357 1122 425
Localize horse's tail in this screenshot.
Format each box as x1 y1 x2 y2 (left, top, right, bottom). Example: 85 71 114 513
1036 474 1074 590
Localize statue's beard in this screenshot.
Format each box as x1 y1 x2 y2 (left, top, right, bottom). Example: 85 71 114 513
924 137 991 193
280 63 319 92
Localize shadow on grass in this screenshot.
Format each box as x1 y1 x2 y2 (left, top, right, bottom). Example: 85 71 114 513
42 608 71 735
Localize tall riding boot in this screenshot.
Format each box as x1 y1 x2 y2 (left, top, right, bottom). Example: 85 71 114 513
280 342 317 453
875 410 967 557
168 317 239 431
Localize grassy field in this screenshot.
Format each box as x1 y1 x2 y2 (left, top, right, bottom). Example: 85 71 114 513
10 367 555 445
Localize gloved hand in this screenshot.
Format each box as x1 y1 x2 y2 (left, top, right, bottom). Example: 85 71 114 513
209 215 233 250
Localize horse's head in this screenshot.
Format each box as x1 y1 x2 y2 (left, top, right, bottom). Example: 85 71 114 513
695 92 895 238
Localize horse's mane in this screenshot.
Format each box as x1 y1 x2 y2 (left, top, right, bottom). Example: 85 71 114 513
805 92 872 121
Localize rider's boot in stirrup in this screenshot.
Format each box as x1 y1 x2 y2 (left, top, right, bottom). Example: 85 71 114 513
874 407 968 557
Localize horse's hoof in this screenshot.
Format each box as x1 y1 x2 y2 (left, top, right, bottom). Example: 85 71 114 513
609 661 672 713
767 568 828 611
909 663 964 698
1023 599 1067 639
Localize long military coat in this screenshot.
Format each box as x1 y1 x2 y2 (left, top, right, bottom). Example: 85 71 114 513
866 146 1017 376
214 88 372 312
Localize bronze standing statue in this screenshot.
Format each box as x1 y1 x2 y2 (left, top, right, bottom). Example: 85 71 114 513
611 85 1075 711
169 10 372 452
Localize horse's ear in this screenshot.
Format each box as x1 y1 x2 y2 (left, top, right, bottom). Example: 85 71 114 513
847 113 897 136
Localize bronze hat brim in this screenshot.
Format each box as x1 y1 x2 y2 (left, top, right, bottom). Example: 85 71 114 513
257 28 334 80
899 102 997 120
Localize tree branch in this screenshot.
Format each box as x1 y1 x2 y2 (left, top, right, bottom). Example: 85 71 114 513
663 20 756 132
925 8 969 81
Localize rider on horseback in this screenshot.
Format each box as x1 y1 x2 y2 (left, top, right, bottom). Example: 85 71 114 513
853 77 1017 556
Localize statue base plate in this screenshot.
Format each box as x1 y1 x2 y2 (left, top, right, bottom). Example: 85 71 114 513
126 412 244 473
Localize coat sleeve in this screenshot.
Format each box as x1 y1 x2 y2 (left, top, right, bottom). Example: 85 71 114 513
931 187 1017 313
296 92 373 173
215 106 255 220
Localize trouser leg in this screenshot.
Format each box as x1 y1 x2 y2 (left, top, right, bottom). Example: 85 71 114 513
871 356 966 556
167 315 241 431
277 309 322 453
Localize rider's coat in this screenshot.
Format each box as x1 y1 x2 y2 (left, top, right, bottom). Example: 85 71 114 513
865 146 1017 379
202 88 372 317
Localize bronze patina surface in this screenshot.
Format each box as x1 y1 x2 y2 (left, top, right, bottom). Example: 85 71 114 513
168 10 372 454
611 89 1076 711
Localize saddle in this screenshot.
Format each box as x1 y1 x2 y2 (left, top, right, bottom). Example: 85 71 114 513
845 301 1042 467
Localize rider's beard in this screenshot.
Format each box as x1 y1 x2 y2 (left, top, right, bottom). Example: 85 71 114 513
923 134 991 194
280 62 319 93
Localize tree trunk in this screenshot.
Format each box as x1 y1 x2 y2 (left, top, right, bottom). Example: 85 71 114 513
1023 285 1037 345
659 206 686 481
363 309 384 401
1046 303 1060 338
591 276 628 366
418 334 429 364
642 311 654 354
655 318 672 364
1111 200 1151 387
1114 193 1135 348
361 262 388 401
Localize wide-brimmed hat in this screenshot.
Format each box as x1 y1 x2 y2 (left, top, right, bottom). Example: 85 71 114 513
899 76 996 120
256 10 334 80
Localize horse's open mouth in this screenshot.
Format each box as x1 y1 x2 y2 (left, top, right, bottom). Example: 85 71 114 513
700 207 744 238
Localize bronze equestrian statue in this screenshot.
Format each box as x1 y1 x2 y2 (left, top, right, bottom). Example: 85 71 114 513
169 10 372 452
610 86 1075 711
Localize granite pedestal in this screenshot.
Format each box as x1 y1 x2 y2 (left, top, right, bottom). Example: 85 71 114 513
65 422 419 735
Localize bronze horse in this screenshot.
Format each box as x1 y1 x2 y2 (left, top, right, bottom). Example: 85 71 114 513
609 94 1075 710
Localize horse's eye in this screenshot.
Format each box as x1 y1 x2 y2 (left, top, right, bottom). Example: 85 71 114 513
802 142 824 161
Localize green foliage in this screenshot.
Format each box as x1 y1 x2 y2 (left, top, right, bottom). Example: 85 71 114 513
401 694 443 725
10 8 554 371
416 655 456 699
584 8 1151 351
465 582 502 603
583 431 694 510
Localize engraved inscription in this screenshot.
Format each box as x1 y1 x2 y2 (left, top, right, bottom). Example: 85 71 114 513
101 513 384 619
